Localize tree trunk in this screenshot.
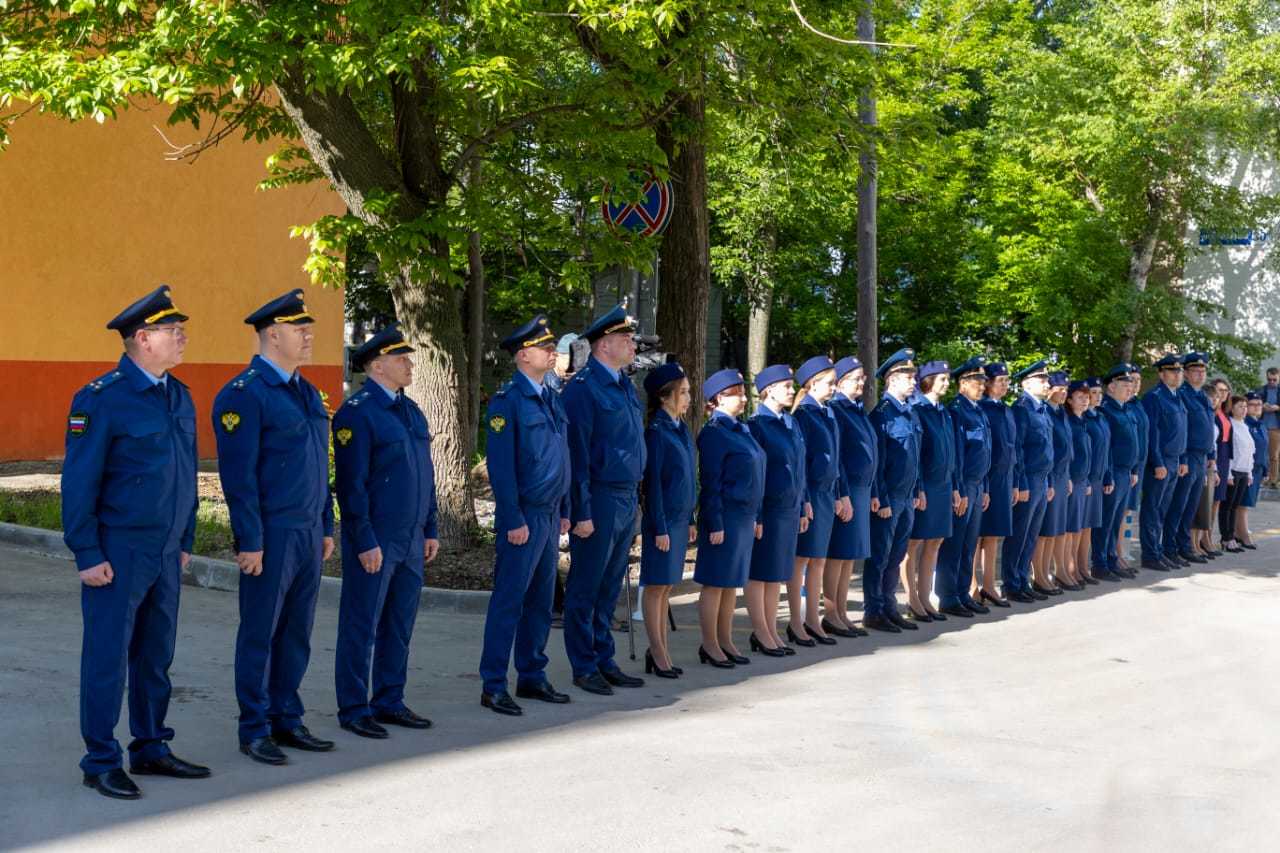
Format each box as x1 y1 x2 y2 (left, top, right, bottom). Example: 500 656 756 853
855 1 879 406
1117 188 1165 362
746 221 777 406
464 161 486 456
656 86 710 425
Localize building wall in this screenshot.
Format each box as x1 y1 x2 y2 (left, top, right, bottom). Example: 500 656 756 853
0 106 345 460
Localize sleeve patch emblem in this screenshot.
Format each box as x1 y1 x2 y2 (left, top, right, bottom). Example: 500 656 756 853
489 415 506 433
220 412 241 433
336 428 353 446
68 413 89 436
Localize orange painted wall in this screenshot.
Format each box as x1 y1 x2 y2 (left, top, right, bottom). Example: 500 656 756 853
0 104 346 460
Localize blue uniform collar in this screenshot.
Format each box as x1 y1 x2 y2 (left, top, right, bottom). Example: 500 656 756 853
1022 391 1045 410
589 355 621 385
885 392 911 412
653 408 682 429
367 378 401 406
120 353 166 391
517 369 545 395
711 410 740 427
254 353 296 385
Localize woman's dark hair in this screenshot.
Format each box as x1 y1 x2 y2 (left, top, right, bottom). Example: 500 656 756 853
920 373 942 394
647 378 684 423
1228 394 1246 413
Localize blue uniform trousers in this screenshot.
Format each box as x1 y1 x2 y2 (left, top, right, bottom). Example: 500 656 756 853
235 523 323 742
1002 476 1047 592
1091 472 1133 571
1139 467 1178 560
79 530 181 774
335 533 424 725
479 507 558 695
1170 455 1207 555
564 485 638 678
936 481 983 608
865 498 915 617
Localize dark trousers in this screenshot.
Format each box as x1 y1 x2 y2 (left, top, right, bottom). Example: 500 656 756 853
865 497 915 617
935 481 983 608
1139 466 1178 560
1170 454 1208 555
80 530 182 775
564 486 638 678
335 532 424 725
1002 475 1048 592
1091 471 1132 571
1219 472 1249 541
480 507 558 695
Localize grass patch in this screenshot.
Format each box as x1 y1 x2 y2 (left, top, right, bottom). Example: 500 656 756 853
0 489 61 530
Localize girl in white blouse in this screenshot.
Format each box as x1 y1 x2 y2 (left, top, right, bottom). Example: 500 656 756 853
1218 395 1253 552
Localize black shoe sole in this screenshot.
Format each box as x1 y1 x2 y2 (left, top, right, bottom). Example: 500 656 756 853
83 778 141 800
130 766 211 779
515 691 571 704
373 716 432 729
481 701 524 716
341 725 390 739
239 746 287 766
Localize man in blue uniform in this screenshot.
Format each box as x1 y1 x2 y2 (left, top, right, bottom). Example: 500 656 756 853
1002 360 1054 603
1173 353 1214 563
936 356 991 617
63 286 208 799
213 289 336 765
1092 365 1140 581
1121 364 1150 571
479 315 573 715
561 305 647 694
1139 354 1188 571
864 348 924 633
332 324 439 739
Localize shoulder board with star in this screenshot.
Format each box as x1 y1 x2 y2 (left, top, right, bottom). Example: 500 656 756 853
230 367 262 390
491 380 516 400
344 388 372 408
86 369 125 393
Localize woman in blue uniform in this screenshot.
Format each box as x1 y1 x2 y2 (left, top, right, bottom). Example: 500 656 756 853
1033 371 1073 594
694 369 766 668
826 356 876 636
788 356 851 646
903 361 960 621
1061 380 1092 590
975 362 1018 607
639 363 696 679
1079 378 1110 583
747 365 810 656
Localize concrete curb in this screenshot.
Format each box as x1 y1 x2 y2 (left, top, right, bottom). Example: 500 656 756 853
0 522 491 614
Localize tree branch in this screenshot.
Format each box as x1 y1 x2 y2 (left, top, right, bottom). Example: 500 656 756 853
449 101 584 182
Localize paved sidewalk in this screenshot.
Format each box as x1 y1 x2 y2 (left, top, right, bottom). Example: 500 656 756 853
3 505 1280 851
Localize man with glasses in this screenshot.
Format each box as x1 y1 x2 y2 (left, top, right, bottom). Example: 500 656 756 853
62 286 208 799
213 289 336 766
1139 354 1189 571
1174 353 1215 563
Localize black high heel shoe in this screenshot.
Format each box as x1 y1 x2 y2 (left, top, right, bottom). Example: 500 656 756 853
723 649 750 665
822 617 868 638
979 589 1011 608
786 625 816 648
749 633 787 658
644 649 679 679
909 607 934 622
804 623 837 645
698 646 735 668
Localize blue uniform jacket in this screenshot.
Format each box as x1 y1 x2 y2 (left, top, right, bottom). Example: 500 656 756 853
914 396 961 492
562 357 645 523
1126 398 1150 473
332 383 438 555
62 355 198 570
485 373 571 533
1248 416 1269 480
980 397 1019 480
1100 395 1140 475
870 393 923 505
1180 382 1216 457
1085 408 1113 487
1142 383 1188 469
949 395 991 490
642 410 696 537
794 396 849 502
696 411 766 532
748 409 808 515
1012 392 1054 489
1049 404 1073 478
1067 412 1092 482
212 355 334 552
830 392 878 489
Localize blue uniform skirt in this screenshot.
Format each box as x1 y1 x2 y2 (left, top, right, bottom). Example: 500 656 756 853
1243 469 1263 508
1085 479 1104 528
796 487 836 558
980 468 1014 537
828 484 872 560
750 509 801 583
1041 472 1071 537
1066 479 1089 533
695 506 755 588
911 480 954 540
640 520 691 586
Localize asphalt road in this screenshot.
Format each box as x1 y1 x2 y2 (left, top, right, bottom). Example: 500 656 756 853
3 507 1279 851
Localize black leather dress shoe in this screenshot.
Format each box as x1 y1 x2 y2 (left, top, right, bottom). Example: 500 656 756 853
341 717 390 739
821 617 866 638
1116 567 1138 578
1180 551 1208 564
374 708 433 729
962 598 990 614
516 681 571 703
722 650 751 665
979 589 1011 608
804 623 838 644
1056 580 1084 592
862 614 901 633
1027 587 1049 600
1032 582 1063 596
887 610 919 631
1241 542 1257 550
780 644 797 655
240 737 287 765
1006 589 1036 603
786 625 817 648
481 691 523 716
1093 569 1123 582
131 753 211 778
1081 573 1101 585
573 672 615 695
600 668 645 687
939 604 974 618
84 768 141 799
1168 554 1189 568
273 726 335 752
1141 559 1171 572
908 608 933 622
